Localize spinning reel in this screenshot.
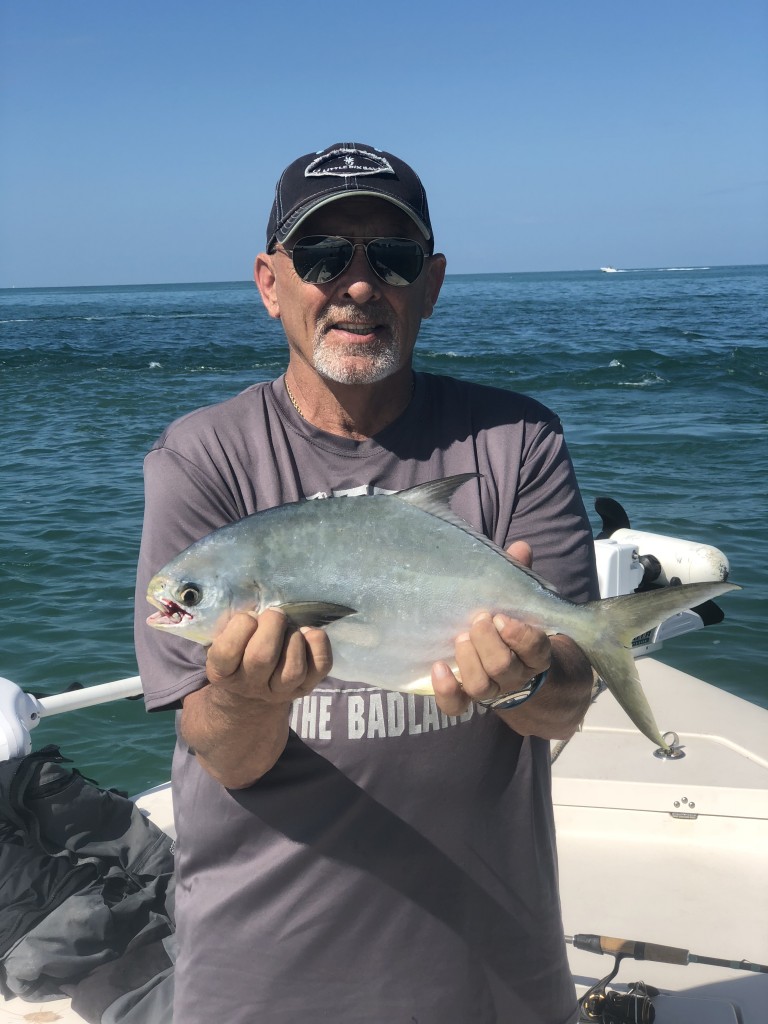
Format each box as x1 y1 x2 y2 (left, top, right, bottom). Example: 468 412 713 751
578 953 656 1023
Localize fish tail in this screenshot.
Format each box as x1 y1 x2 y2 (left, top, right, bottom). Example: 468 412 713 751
577 581 740 749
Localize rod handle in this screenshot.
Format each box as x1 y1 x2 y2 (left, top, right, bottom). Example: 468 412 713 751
572 933 689 965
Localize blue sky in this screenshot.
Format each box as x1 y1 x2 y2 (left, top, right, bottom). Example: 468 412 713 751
1 1 766 286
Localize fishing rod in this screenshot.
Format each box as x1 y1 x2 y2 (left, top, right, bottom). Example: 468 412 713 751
567 932 767 1023
566 932 768 974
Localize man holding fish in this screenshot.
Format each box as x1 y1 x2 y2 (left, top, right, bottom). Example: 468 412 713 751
134 143 612 1023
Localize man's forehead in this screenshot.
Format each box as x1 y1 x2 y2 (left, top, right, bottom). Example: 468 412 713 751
298 196 424 239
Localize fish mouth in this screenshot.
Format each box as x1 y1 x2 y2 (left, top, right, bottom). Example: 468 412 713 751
146 595 193 628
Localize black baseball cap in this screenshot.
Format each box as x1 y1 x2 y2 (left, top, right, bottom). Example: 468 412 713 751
266 142 434 253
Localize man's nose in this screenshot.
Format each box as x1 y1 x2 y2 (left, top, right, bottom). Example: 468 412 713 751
335 245 381 303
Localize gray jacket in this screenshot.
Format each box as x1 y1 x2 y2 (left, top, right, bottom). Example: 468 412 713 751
0 745 175 1022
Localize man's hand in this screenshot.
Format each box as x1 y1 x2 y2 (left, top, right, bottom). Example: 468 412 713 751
206 609 333 703
430 541 594 739
181 609 332 789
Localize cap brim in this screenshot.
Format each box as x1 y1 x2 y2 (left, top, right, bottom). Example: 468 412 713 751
276 191 432 247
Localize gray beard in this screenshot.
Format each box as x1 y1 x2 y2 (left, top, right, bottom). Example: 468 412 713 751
312 335 402 385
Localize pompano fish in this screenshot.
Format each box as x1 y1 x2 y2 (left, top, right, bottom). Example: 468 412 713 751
146 474 739 749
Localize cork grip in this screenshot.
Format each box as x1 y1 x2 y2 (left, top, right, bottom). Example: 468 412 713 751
598 935 689 965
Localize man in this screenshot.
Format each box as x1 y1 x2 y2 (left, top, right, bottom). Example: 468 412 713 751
135 142 598 1024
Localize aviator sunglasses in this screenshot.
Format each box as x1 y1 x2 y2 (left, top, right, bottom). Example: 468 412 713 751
275 235 427 287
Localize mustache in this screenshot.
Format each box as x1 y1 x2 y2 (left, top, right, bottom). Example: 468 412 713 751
317 306 397 332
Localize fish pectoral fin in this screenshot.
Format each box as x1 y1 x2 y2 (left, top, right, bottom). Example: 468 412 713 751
278 602 357 629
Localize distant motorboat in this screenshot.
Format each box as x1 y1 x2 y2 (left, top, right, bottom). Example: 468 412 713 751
601 265 710 274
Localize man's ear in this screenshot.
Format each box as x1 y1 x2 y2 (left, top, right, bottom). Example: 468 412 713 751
254 253 280 319
422 253 447 319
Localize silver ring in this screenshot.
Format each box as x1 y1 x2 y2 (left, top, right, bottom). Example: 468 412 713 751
477 669 549 711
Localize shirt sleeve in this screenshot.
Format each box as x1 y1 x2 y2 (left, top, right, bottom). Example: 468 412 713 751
497 414 599 605
134 444 242 711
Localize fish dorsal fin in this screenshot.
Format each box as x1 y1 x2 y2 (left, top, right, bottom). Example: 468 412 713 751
396 473 480 510
395 474 558 592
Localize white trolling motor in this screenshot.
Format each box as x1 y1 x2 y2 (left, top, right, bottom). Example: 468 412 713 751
592 497 731 657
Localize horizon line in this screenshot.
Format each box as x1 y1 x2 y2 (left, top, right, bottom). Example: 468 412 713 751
2 262 766 292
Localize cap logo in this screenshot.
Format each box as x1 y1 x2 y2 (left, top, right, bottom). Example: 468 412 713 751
305 147 395 178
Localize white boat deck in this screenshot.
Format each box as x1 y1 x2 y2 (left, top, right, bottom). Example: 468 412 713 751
554 657 768 1021
2 657 766 1022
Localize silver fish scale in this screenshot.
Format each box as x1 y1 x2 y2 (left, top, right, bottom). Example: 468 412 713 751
199 492 576 691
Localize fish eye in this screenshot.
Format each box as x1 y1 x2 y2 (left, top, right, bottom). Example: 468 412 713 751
178 584 203 607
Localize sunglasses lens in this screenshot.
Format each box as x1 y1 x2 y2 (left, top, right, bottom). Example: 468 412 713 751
289 237 425 286
367 239 425 286
291 237 354 283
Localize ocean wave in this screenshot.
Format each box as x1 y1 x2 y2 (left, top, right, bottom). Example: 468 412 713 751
420 349 475 360
7 311 235 323
617 372 668 387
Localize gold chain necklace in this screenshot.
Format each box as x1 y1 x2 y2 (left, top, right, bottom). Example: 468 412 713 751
284 377 304 418
284 374 416 422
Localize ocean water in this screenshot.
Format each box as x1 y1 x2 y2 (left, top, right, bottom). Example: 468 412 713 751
1 265 766 793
